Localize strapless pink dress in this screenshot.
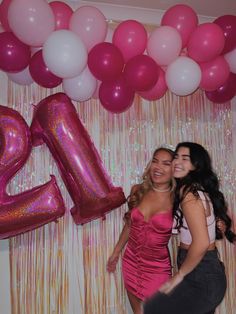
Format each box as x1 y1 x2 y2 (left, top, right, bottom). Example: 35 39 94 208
122 207 173 301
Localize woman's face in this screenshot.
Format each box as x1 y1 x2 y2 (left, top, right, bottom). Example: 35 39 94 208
172 146 195 179
150 150 173 185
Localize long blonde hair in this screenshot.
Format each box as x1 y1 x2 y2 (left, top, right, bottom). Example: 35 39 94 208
124 147 175 222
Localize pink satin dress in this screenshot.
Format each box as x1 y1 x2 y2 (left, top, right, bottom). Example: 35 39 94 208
122 207 173 301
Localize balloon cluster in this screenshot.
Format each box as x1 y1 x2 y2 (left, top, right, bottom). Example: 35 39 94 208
0 0 236 112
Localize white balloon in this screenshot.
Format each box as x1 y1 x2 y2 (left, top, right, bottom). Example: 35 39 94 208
224 48 236 74
7 67 34 86
43 30 87 78
166 56 201 96
63 67 97 101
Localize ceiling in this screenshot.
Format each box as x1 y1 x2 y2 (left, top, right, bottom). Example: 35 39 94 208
68 0 236 19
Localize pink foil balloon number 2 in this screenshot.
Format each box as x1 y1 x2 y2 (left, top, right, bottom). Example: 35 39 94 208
0 105 65 239
30 93 126 225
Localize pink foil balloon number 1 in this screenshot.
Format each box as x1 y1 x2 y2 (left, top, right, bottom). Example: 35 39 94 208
30 93 126 224
0 105 65 239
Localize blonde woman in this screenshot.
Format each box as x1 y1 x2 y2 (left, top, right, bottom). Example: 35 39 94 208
107 147 175 314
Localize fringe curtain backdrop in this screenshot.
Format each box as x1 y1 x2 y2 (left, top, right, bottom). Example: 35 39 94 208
3 78 235 314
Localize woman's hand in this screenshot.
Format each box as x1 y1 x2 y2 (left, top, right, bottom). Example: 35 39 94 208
107 252 119 273
216 218 226 234
159 271 184 294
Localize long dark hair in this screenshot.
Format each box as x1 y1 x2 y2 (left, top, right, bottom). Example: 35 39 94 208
173 142 236 243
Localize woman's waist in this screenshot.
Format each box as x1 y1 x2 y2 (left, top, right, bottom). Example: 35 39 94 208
179 242 216 251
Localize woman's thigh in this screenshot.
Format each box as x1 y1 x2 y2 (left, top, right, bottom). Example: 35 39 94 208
143 265 226 314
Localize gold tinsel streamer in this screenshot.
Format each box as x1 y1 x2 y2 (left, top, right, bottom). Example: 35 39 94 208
5 78 236 314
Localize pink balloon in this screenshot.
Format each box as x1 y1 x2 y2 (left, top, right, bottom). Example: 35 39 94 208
214 15 236 54
7 66 34 86
30 93 126 224
8 0 55 46
0 32 31 72
0 0 11 31
112 20 147 62
88 42 124 81
200 56 230 91
49 1 73 30
0 105 65 239
224 48 236 73
99 75 135 113
138 68 167 100
124 54 160 91
147 26 182 66
205 72 236 103
69 6 107 51
29 50 62 88
161 4 198 48
187 23 225 63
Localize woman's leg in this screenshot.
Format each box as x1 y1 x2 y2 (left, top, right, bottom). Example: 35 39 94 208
127 290 142 314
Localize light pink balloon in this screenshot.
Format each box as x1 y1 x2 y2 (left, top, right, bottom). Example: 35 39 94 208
63 67 97 101
92 80 101 99
7 66 34 86
161 4 198 48
69 6 107 51
147 26 182 66
200 56 230 91
8 0 55 47
138 68 168 100
224 48 236 74
49 1 73 30
112 20 147 62
187 23 225 63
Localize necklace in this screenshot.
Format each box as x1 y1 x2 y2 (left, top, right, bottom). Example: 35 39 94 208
152 185 171 193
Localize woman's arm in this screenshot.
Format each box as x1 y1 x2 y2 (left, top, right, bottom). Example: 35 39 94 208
176 192 210 274
160 192 210 293
107 223 130 272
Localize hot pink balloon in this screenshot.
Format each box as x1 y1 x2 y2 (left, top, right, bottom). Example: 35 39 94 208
0 105 65 239
161 4 198 48
147 25 182 66
69 6 107 51
49 1 73 30
0 32 31 72
0 0 11 31
30 93 126 224
124 54 160 91
200 56 230 91
112 20 147 62
88 42 124 81
205 72 236 103
187 23 225 63
138 68 167 100
214 15 236 54
8 0 55 46
99 75 135 113
29 50 62 88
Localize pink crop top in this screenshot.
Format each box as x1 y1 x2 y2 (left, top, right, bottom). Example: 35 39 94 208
180 190 216 245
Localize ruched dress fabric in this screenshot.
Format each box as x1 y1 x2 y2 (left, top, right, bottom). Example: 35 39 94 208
122 207 173 301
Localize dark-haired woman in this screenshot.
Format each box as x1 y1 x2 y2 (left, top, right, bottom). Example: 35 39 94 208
144 142 236 314
107 147 175 314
